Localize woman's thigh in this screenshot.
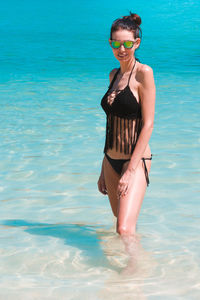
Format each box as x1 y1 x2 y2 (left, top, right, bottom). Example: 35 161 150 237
117 159 152 234
103 155 121 217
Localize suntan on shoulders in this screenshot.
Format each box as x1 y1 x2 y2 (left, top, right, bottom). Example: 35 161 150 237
109 68 118 83
137 64 154 86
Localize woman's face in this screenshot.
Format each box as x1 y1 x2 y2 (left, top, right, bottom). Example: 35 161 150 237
109 29 140 62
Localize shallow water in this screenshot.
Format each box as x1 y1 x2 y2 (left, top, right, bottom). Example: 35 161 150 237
0 0 200 299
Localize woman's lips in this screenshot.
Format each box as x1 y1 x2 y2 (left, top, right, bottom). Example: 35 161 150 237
118 54 127 58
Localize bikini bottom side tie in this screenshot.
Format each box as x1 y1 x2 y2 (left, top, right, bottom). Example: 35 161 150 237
141 154 153 186
105 153 153 186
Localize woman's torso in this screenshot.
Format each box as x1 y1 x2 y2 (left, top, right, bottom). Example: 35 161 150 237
101 60 151 159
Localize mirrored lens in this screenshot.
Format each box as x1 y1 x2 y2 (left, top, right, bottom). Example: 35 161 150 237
124 41 134 48
111 40 134 49
111 41 121 48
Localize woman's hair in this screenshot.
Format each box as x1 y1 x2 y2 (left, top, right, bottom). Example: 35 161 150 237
110 11 142 40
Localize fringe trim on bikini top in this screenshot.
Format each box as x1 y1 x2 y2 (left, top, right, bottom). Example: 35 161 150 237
102 60 142 155
103 111 143 154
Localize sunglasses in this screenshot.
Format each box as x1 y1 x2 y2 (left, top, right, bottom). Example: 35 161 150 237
110 40 136 49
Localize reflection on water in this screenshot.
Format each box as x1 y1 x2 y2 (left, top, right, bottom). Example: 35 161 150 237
1 218 157 299
97 220 157 300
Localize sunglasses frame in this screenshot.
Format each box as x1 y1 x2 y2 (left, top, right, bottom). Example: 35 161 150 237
109 39 137 49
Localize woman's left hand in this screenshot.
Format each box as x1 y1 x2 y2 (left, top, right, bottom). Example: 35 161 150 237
117 169 135 198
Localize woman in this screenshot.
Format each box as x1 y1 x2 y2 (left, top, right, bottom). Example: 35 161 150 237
97 12 156 237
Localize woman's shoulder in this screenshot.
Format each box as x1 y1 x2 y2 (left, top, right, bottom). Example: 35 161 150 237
136 62 154 84
137 63 153 77
109 68 119 83
137 62 154 75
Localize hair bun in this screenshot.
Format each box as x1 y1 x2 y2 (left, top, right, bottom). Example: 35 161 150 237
130 12 141 26
122 12 141 26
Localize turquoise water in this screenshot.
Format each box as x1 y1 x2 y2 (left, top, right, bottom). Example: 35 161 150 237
0 0 200 299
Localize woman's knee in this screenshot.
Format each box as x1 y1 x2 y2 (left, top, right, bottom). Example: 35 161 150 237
116 222 136 236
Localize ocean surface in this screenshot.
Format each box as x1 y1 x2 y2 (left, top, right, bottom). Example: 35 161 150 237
0 0 200 299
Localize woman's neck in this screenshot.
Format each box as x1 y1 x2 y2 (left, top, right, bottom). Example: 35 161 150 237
119 58 136 75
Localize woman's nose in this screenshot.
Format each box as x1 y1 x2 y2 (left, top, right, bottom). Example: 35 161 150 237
119 44 126 52
119 44 126 51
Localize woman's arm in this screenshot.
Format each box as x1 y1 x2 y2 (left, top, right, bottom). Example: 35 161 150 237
100 68 118 177
127 65 156 173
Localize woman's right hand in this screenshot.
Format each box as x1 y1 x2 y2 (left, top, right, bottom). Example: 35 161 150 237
97 173 107 195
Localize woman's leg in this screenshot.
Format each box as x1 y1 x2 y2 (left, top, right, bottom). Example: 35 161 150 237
116 158 152 236
103 155 121 217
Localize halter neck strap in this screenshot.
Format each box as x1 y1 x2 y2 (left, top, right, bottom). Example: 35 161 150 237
108 59 137 90
118 59 137 86
127 59 137 85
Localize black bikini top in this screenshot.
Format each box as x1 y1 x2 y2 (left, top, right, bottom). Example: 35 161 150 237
100 59 141 119
100 59 143 155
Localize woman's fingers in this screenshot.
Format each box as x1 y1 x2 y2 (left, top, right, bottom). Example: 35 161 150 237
101 178 107 194
117 183 128 197
101 182 107 194
97 177 107 195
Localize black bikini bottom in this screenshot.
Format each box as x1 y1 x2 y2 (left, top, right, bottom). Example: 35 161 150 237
105 153 152 186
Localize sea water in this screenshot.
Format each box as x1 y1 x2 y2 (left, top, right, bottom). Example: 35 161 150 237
0 0 200 299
